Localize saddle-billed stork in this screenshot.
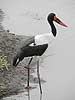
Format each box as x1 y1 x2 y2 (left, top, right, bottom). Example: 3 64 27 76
13 13 67 94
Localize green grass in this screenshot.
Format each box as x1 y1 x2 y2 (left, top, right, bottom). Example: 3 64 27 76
0 54 9 70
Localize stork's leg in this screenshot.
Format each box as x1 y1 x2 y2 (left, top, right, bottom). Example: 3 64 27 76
37 59 42 94
25 57 33 89
27 86 30 100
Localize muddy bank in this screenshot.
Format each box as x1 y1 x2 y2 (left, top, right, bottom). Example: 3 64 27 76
0 32 45 99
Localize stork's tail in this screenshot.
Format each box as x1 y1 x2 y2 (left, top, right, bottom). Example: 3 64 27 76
13 55 19 67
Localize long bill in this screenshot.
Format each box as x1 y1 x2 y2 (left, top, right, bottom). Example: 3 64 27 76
53 16 68 27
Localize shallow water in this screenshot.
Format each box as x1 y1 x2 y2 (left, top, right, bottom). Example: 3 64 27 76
0 0 75 100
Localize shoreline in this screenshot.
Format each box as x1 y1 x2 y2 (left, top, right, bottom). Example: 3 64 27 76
0 31 45 99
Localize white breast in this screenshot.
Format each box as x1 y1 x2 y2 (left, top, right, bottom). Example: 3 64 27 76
35 33 54 45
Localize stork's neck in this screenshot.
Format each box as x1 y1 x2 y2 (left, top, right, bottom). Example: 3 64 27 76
49 21 57 37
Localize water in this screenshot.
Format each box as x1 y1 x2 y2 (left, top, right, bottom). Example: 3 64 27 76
0 0 75 100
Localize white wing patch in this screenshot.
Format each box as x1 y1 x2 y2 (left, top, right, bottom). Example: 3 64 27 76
35 33 54 45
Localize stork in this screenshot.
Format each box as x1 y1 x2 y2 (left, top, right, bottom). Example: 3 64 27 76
13 13 67 94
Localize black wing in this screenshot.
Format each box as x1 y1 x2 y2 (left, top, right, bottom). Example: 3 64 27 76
13 36 35 66
21 36 35 50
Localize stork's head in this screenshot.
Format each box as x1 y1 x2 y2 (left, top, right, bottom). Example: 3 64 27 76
47 13 67 37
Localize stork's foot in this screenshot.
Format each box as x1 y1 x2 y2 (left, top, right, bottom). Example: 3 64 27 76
24 66 28 69
25 86 32 89
24 66 31 69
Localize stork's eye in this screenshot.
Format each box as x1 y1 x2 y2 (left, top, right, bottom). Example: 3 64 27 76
53 16 57 21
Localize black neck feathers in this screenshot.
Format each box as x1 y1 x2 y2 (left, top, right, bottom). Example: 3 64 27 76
50 22 57 37
47 13 57 37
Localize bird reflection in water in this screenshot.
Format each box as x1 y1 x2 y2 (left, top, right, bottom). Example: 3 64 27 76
27 88 42 100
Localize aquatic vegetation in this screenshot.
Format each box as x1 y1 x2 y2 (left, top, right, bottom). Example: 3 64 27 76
0 54 9 70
